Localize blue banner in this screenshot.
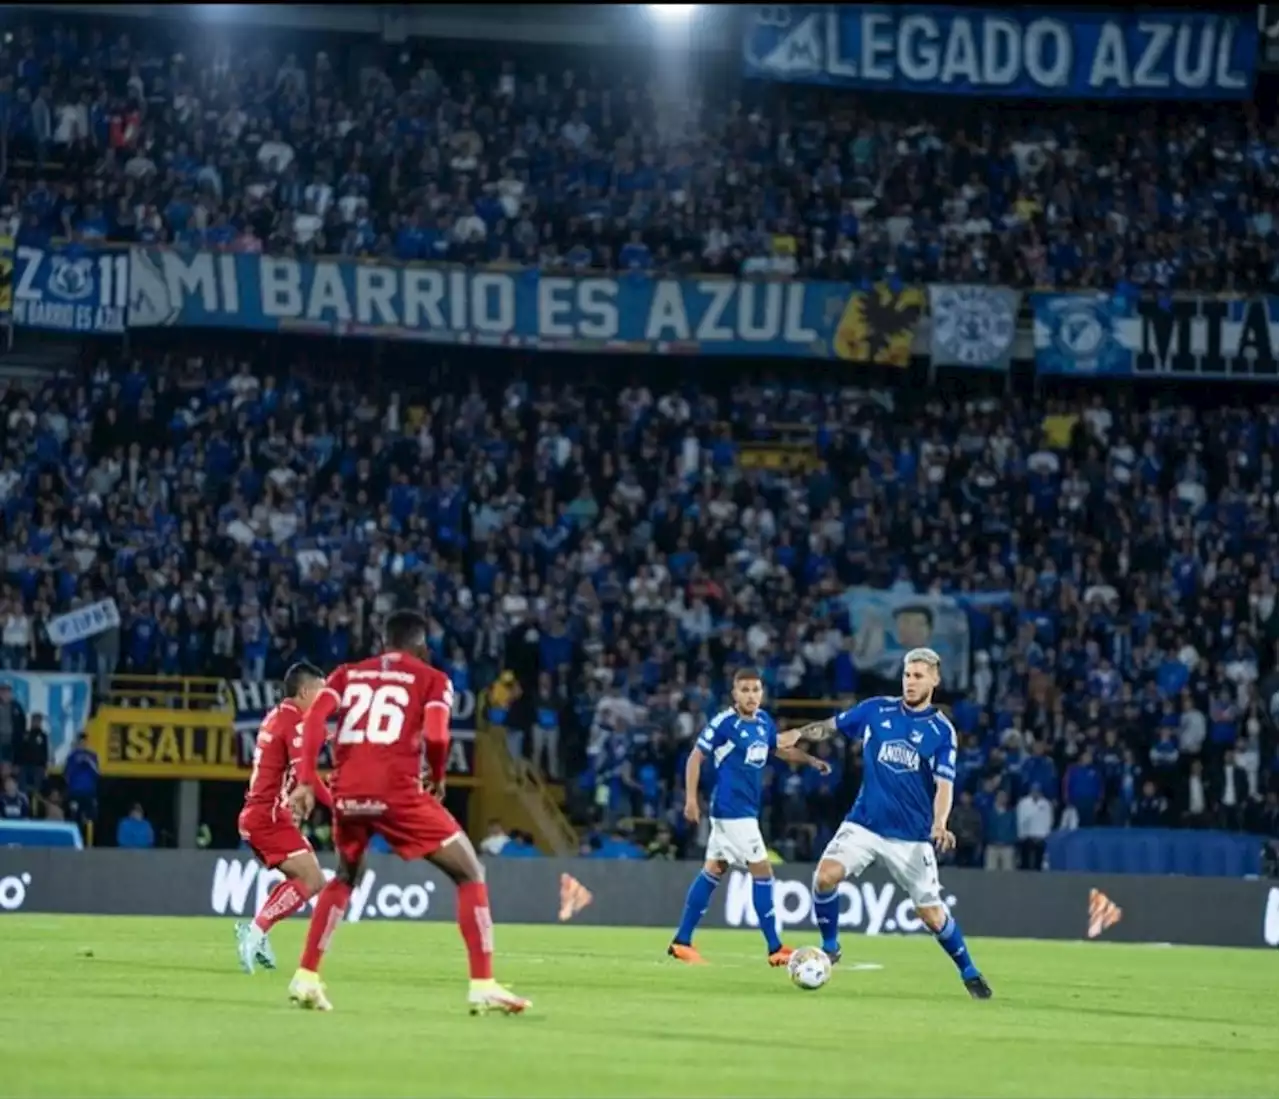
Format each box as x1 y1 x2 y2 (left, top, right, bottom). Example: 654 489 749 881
743 7 1258 99
840 588 976 691
1032 293 1279 379
0 672 94 767
127 248 925 361
12 243 128 333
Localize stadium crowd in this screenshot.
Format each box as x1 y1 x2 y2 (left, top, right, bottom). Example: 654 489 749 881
0 14 1275 868
0 16 1275 290
0 347 1276 866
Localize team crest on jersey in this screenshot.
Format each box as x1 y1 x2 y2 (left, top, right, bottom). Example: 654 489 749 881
909 731 924 744
744 741 769 767
877 740 921 774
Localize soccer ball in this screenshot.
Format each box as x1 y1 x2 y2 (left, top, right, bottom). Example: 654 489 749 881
788 946 832 990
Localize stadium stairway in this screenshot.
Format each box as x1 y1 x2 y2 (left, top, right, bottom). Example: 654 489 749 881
473 727 577 856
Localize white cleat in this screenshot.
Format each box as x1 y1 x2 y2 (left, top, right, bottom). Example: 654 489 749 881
288 970 334 1012
468 979 531 1016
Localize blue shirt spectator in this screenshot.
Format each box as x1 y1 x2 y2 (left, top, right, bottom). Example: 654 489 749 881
116 805 155 849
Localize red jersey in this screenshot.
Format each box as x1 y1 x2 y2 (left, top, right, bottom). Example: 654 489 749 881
320 652 453 798
242 700 306 817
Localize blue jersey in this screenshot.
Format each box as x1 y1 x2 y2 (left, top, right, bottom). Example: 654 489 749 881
836 696 958 842
695 708 779 820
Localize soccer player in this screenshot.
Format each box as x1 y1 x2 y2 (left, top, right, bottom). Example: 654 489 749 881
790 647 993 999
668 668 831 966
234 661 332 974
286 609 529 1016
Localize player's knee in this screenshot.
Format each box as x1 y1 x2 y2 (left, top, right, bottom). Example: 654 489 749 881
813 860 843 894
299 864 327 896
916 904 947 932
702 859 727 878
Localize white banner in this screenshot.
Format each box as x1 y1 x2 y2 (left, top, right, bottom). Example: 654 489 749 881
0 672 94 765
46 598 120 648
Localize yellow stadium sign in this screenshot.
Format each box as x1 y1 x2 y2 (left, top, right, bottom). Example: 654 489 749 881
89 704 479 786
92 707 244 780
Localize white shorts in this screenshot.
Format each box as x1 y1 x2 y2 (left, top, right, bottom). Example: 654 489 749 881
705 817 768 868
818 821 943 907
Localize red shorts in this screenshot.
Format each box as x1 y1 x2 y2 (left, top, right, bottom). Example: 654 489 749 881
238 807 313 870
332 792 463 865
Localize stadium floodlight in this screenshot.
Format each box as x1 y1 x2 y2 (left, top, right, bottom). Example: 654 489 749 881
646 4 698 21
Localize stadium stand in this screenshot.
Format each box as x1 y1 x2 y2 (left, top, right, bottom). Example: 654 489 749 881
0 9 1274 874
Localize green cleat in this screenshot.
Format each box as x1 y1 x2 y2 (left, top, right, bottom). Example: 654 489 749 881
234 921 257 975
254 930 277 971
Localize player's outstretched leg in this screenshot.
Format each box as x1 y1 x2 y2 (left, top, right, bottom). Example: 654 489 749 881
289 860 358 1011
919 905 991 999
238 854 326 974
812 858 844 964
430 834 530 1015
668 864 723 964
745 861 792 966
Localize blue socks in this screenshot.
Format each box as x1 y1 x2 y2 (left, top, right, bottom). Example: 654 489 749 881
674 869 721 945
674 871 783 954
814 887 840 953
751 876 782 954
935 913 980 980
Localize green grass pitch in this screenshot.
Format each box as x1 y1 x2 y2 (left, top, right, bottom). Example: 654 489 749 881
0 916 1274 1098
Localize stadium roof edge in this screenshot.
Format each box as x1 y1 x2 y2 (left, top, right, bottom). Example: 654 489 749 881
0 3 737 52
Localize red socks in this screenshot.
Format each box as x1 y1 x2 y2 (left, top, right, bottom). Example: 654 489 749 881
292 878 494 981
299 878 352 973
457 881 494 980
254 879 314 934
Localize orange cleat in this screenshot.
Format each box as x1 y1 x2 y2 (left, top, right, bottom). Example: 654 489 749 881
667 942 708 965
768 945 796 967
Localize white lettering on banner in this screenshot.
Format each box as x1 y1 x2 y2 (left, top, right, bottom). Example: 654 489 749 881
722 870 955 935
0 872 30 911
644 280 816 345
163 250 240 314
1265 887 1278 948
537 278 619 339
800 12 1247 93
209 858 436 923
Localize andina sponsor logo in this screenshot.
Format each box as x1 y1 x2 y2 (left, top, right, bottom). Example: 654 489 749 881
209 858 438 922
722 870 957 936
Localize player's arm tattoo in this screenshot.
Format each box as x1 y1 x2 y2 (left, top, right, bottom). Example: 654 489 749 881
788 717 837 743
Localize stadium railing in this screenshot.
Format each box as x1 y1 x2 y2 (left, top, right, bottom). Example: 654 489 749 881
473 696 577 856
103 675 229 713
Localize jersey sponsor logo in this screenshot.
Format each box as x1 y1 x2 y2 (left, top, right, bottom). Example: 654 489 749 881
210 857 439 923
722 870 957 936
877 740 922 774
744 741 770 767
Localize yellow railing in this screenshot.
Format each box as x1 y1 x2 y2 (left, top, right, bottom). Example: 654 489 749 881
474 688 577 856
104 675 230 713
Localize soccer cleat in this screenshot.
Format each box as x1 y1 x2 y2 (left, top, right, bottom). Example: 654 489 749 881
468 979 530 1016
253 932 277 971
234 921 257 975
288 969 334 1012
824 947 842 965
667 942 708 965
768 945 795 967
964 974 993 1000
